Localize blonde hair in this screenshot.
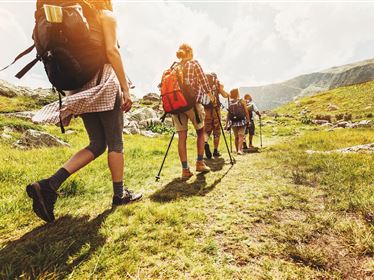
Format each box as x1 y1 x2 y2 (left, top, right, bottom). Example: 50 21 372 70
176 43 193 60
230 88 239 99
84 0 113 11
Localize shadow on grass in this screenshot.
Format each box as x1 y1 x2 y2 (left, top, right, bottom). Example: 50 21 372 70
0 209 112 279
205 157 225 172
150 162 234 203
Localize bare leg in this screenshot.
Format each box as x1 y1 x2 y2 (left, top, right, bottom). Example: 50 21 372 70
238 135 244 152
63 148 95 174
178 130 188 163
196 128 205 157
108 152 124 182
235 137 239 152
249 135 254 146
213 136 220 150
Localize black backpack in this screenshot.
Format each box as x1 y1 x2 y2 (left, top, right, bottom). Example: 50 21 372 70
8 1 107 91
228 100 246 122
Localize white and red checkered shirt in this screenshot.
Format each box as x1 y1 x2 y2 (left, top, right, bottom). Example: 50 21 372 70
183 60 211 103
32 64 121 126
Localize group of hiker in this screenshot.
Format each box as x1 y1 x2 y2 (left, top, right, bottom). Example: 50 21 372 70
1 0 260 223
163 44 261 180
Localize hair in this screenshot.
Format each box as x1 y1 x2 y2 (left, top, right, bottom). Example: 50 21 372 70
176 43 193 60
244 94 252 100
230 88 239 99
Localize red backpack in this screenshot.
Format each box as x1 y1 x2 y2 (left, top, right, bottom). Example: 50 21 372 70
160 63 195 114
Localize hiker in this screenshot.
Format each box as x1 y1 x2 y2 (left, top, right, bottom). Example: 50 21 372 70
243 93 261 149
227 88 250 155
169 44 215 179
203 73 229 159
26 0 142 223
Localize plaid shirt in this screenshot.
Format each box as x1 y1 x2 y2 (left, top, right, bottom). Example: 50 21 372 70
32 64 120 126
183 60 211 103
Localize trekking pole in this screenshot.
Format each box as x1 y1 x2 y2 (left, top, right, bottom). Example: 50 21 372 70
155 131 175 182
214 107 234 165
259 115 263 148
227 97 232 153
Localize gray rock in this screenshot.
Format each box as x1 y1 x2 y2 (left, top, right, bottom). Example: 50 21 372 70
140 130 157 138
350 120 372 128
138 118 162 129
335 121 349 128
5 111 36 120
313 120 329 125
1 133 12 139
142 93 160 102
307 143 374 154
128 108 158 122
13 129 70 149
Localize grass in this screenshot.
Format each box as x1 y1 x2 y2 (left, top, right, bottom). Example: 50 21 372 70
0 88 373 278
275 80 374 120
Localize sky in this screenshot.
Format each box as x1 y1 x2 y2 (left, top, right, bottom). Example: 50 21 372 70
0 0 374 97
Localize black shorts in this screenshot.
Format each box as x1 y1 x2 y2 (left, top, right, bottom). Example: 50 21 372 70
245 121 255 136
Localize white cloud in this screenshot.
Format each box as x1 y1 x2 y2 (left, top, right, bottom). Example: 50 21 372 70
0 2 374 95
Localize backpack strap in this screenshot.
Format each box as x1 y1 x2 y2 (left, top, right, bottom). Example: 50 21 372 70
0 44 35 72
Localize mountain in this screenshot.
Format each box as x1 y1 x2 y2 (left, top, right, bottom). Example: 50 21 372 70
240 58 374 110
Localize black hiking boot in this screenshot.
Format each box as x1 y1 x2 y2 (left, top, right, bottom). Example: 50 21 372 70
243 142 248 150
112 189 143 206
26 180 57 223
213 149 221 157
205 143 212 159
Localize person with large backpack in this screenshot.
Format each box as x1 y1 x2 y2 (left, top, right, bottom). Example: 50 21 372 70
202 73 229 159
160 44 215 180
227 88 250 155
24 0 142 223
243 93 261 149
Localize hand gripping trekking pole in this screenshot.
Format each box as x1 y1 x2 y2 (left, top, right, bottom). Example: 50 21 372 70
156 114 175 181
259 115 263 148
214 107 234 165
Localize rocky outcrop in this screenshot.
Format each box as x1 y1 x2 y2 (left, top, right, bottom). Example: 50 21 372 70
13 129 70 149
240 58 374 110
306 143 374 154
0 79 52 98
142 93 160 102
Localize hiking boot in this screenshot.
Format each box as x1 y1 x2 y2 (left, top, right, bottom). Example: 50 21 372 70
112 189 143 206
182 168 194 180
243 142 248 150
26 180 57 223
204 143 212 159
196 161 211 173
213 149 221 157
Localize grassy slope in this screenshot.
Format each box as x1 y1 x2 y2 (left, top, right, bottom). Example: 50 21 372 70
0 88 373 279
274 80 374 118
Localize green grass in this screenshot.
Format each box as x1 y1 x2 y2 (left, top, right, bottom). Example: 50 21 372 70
275 80 374 119
0 88 373 279
0 94 57 113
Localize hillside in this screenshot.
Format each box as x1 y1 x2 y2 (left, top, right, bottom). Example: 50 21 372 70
240 58 374 110
0 80 373 279
274 80 374 119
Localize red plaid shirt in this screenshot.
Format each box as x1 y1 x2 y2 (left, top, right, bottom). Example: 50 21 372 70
182 60 211 103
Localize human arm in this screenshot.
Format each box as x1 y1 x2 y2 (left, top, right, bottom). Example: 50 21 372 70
218 83 229 98
241 100 250 123
100 11 132 112
253 103 261 117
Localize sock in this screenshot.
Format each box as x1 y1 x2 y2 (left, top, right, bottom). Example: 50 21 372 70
113 181 124 198
182 161 189 169
48 168 70 191
197 155 204 161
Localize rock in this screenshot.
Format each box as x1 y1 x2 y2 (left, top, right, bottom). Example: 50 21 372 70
13 129 70 149
321 122 333 127
122 128 131 135
350 120 372 128
128 108 158 122
65 130 76 135
327 104 339 111
142 93 160 102
5 111 36 120
164 118 173 127
138 118 162 129
300 109 309 115
335 121 349 128
3 126 14 134
1 133 12 139
140 130 157 138
128 127 140 135
307 143 374 154
315 114 332 123
313 120 329 125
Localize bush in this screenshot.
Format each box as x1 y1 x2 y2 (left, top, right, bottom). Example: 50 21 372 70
146 123 174 134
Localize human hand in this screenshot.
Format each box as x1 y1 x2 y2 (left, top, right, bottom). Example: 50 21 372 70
121 89 133 113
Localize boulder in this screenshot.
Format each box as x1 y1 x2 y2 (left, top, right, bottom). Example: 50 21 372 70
140 130 157 138
13 129 70 149
128 108 158 122
1 133 12 139
313 120 329 125
142 93 160 102
349 120 372 128
6 111 36 121
335 121 349 128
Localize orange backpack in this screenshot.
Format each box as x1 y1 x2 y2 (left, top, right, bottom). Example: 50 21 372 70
160 63 195 114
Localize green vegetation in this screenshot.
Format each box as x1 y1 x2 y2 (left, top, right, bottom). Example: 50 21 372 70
275 80 374 119
0 84 373 279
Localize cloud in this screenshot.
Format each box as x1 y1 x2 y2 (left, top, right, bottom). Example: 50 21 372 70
0 2 374 94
